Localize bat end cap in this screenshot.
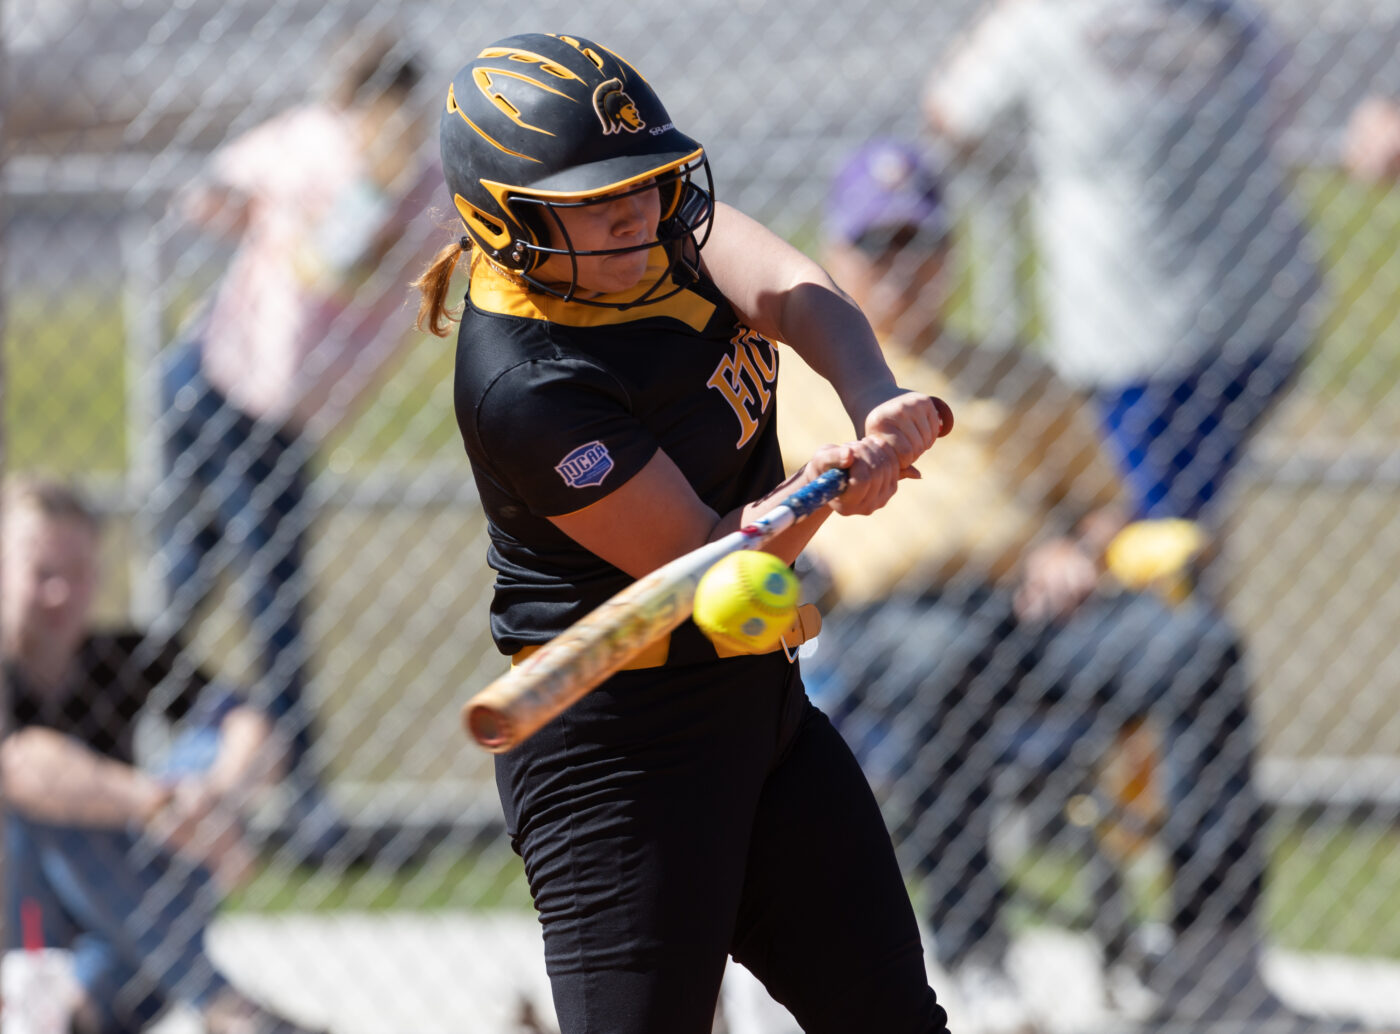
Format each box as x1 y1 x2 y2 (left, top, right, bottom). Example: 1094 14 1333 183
464 703 515 754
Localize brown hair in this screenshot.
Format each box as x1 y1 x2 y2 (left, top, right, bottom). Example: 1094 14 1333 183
3 474 102 535
412 233 473 337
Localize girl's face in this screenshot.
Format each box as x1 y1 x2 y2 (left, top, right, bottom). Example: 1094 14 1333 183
532 181 663 298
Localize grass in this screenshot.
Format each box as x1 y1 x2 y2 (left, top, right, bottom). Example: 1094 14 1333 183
1267 820 1400 958
225 845 534 914
1002 818 1400 959
215 817 1400 962
0 288 461 476
4 292 131 473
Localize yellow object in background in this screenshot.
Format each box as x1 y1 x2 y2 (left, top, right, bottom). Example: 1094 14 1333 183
1101 718 1166 860
1065 718 1166 861
1104 518 1210 604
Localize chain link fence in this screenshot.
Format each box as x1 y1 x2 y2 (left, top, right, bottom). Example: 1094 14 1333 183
3 1 1399 1032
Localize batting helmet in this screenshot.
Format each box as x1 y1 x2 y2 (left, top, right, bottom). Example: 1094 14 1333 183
440 33 713 305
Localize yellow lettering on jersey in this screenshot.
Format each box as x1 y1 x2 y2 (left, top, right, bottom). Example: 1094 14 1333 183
707 355 759 446
707 329 779 448
742 329 779 383
732 334 773 411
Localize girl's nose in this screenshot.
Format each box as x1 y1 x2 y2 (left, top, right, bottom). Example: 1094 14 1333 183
614 193 648 231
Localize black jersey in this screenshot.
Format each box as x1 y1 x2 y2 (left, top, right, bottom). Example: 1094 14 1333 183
454 253 785 664
5 629 212 765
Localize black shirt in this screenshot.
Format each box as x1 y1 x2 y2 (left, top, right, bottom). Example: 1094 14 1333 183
453 254 786 663
5 629 213 766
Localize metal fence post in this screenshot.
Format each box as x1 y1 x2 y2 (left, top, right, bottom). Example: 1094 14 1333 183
120 207 167 624
1 0 12 970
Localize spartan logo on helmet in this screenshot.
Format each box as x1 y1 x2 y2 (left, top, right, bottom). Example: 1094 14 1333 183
593 77 645 135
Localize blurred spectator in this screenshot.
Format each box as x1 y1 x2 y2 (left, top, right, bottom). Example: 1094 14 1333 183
1 474 316 1034
155 33 438 802
924 0 1322 533
781 140 1348 1033
1344 95 1400 182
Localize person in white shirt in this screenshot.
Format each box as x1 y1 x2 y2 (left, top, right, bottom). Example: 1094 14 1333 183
925 0 1321 528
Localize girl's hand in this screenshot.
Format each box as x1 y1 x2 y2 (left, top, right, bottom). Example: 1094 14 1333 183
862 391 952 475
805 438 904 517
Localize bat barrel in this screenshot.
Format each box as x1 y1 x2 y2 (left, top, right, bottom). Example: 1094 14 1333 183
464 667 586 753
464 700 517 753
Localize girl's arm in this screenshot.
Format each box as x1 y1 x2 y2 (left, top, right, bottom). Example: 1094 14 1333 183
699 202 944 466
1 727 170 828
549 441 891 579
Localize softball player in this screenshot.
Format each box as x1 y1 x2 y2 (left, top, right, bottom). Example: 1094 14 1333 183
414 32 950 1034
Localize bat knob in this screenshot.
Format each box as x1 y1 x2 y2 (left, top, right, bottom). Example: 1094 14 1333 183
930 395 954 438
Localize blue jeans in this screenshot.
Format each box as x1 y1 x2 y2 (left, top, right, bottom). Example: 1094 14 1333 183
1094 344 1301 521
4 815 231 1034
156 340 315 766
807 589 1266 969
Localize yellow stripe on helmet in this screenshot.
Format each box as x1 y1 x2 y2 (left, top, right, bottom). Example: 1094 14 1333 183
478 46 588 84
446 84 546 161
471 67 575 134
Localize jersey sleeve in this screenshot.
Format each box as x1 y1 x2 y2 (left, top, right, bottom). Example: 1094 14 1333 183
475 356 661 517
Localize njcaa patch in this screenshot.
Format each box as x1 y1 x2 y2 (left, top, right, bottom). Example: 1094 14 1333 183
555 441 615 488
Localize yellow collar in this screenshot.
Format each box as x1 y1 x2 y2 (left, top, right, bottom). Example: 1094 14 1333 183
467 251 716 332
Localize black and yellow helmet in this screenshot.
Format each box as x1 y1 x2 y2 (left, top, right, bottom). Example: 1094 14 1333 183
440 32 713 304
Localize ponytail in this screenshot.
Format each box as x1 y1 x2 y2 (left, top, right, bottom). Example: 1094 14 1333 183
412 234 472 337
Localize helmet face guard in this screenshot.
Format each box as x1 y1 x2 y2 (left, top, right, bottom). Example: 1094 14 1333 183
441 33 715 308
509 157 714 307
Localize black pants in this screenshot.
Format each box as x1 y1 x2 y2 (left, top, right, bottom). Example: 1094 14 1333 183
496 653 948 1034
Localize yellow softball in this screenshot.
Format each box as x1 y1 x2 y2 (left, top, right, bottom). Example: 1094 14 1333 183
693 550 800 654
